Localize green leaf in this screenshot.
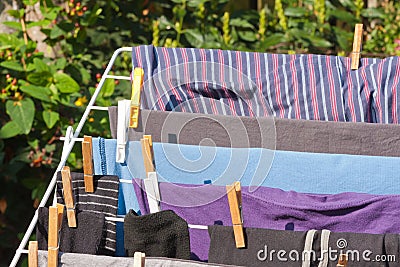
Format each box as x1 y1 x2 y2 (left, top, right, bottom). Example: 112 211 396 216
230 18 255 29
0 33 23 48
20 85 52 102
183 29 204 47
172 5 186 20
3 21 22 31
333 26 352 51
7 10 21 18
102 79 115 97
27 71 53 86
42 110 59 129
338 0 356 9
33 58 50 72
55 58 67 70
23 0 39 5
6 98 35 135
27 20 51 28
361 8 385 19
58 21 74 32
284 7 307 17
45 144 56 152
328 9 357 23
0 121 22 139
237 30 257 42
260 33 287 48
307 35 333 48
41 7 61 20
53 73 80 93
50 25 65 39
0 61 25 72
28 139 39 149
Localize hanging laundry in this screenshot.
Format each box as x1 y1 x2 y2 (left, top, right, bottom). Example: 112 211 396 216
36 250 244 267
36 207 105 255
109 107 400 157
133 179 400 261
208 225 399 267
56 172 119 255
132 45 399 122
124 210 191 260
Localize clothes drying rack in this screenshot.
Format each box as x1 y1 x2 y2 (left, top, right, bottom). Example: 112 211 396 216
9 47 134 267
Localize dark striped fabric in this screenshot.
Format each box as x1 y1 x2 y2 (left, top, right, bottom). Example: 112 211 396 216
367 56 400 124
56 172 119 255
132 45 400 123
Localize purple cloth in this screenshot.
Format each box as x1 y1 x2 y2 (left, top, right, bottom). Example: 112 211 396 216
133 178 400 261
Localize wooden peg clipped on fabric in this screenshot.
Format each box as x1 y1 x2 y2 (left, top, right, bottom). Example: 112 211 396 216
82 135 94 192
143 134 154 161
226 181 245 248
133 252 145 267
56 203 64 231
28 241 38 267
61 166 77 227
141 135 155 175
129 68 144 128
48 205 63 267
336 254 348 267
351 23 363 70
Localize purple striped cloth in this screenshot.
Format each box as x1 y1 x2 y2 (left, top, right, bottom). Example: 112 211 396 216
132 45 400 123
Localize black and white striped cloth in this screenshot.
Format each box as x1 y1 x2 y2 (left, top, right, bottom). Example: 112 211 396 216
56 172 119 255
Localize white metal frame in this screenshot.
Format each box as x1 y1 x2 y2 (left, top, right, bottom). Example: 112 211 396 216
9 47 133 267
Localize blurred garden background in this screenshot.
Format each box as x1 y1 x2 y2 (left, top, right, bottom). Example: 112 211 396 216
0 0 399 265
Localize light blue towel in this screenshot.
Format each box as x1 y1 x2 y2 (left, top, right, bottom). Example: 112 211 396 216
94 137 400 212
150 142 399 194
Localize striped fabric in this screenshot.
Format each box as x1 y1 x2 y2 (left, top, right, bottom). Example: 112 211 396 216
132 45 400 123
366 56 400 124
56 172 119 255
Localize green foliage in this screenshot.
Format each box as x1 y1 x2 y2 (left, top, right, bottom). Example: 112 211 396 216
1 0 400 265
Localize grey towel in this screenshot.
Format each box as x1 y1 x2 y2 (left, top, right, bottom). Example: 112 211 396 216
208 225 315 267
36 207 104 255
124 210 191 260
56 172 119 255
37 250 244 267
109 107 400 157
208 225 400 267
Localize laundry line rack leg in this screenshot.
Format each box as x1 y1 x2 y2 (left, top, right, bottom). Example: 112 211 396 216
9 47 133 267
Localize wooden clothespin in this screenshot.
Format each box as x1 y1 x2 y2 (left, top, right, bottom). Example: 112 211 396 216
61 166 76 227
133 252 145 267
351 23 363 70
28 241 38 267
141 135 160 213
129 68 144 128
226 181 245 248
48 205 64 267
337 254 348 267
82 135 94 192
141 135 155 174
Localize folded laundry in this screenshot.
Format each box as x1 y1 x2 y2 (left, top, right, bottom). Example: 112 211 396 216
133 179 400 261
208 225 400 267
36 207 105 255
109 107 400 157
55 172 119 255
